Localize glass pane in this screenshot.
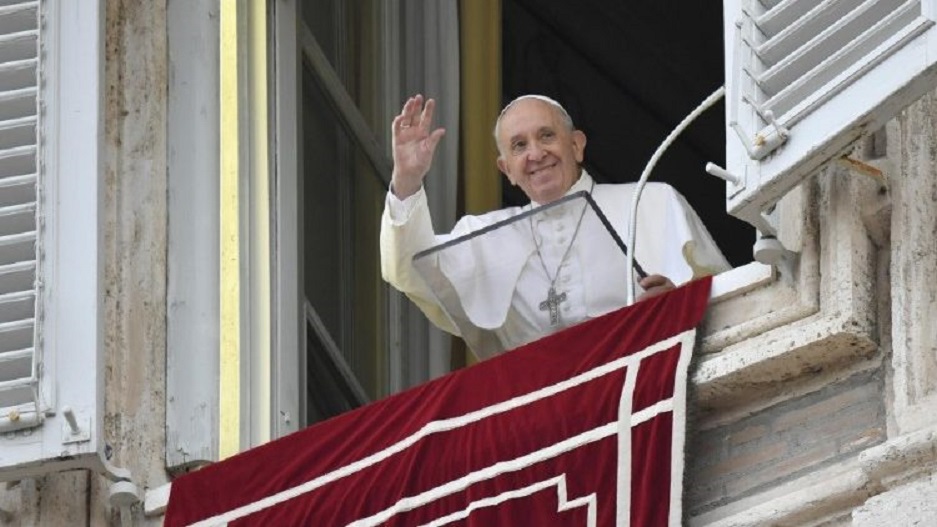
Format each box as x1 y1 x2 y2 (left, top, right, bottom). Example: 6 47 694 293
301 63 387 404
298 0 389 424
413 192 643 359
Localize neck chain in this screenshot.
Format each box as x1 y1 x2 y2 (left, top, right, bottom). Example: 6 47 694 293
529 179 594 326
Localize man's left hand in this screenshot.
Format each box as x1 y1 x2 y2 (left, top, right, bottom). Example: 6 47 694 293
637 274 675 301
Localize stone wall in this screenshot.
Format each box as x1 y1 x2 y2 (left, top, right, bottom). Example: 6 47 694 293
98 0 169 524
687 88 937 526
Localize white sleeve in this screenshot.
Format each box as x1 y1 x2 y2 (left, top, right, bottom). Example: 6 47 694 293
636 183 731 284
380 187 461 335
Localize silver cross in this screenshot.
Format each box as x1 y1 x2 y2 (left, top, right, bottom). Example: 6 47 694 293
538 286 567 326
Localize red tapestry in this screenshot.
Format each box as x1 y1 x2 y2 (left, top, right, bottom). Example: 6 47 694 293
165 277 711 526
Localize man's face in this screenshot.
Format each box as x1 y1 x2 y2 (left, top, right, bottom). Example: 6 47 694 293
496 99 586 204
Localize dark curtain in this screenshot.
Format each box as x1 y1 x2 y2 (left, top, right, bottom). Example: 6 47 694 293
502 0 751 266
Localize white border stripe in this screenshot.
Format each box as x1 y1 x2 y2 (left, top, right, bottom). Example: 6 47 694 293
357 390 681 527
669 330 695 527
619 331 694 527
417 474 597 527
189 331 695 527
631 398 674 428
616 358 639 527
350 425 616 527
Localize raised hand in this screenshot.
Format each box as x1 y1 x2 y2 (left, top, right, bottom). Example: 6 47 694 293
391 94 446 199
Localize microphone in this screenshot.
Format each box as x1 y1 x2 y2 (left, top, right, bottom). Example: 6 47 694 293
625 86 726 304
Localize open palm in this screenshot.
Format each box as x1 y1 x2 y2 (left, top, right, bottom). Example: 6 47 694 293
391 95 446 199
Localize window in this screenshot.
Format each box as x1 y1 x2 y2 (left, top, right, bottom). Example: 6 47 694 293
293 0 462 426
163 0 466 468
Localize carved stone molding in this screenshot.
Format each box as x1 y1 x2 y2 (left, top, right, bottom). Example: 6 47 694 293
695 166 881 411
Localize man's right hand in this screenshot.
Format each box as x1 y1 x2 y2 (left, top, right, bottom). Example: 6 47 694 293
391 94 446 199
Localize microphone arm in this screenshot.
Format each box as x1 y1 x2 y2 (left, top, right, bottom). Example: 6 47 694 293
626 85 727 305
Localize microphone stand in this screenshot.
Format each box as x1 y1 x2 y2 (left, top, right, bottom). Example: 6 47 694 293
626 86 727 305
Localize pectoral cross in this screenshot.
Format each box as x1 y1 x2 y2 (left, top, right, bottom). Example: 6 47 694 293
539 287 567 326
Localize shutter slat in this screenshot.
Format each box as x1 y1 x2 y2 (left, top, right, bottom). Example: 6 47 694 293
0 313 32 330
0 207 35 240
756 0 822 38
0 288 33 323
0 1 39 15
0 173 34 188
758 0 785 10
0 29 36 44
764 3 925 122
0 230 34 247
0 259 33 274
0 144 37 176
755 0 861 66
756 0 908 97
0 116 35 152
0 5 36 38
0 58 36 93
0 316 33 352
0 288 31 301
0 114 36 130
0 29 37 65
0 378 36 392
0 85 36 101
0 347 32 381
0 380 36 410
0 261 34 300
0 233 34 267
0 347 31 366
0 174 34 207
0 57 36 73
0 86 37 122
0 201 34 217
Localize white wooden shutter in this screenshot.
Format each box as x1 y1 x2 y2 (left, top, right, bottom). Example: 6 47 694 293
1 0 112 482
0 0 41 434
723 0 937 233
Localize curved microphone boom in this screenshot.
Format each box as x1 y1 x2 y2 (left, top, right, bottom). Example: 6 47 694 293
625 85 727 305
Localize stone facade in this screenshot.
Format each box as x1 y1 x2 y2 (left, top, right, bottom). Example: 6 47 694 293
685 93 937 525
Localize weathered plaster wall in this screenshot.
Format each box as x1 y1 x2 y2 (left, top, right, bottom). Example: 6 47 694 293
889 91 937 438
852 473 937 525
97 0 169 524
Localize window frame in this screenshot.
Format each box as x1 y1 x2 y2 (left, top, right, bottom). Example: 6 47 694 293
164 0 223 471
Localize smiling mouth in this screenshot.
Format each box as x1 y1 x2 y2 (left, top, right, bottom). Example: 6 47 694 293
529 162 558 177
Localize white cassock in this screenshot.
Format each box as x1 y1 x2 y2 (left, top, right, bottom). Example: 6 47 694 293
380 171 730 358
